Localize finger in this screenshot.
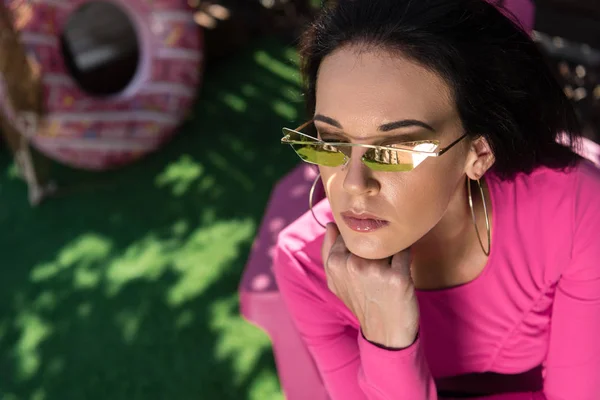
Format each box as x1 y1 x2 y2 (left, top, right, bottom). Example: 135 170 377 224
390 248 413 278
328 225 350 265
321 223 341 265
326 227 351 296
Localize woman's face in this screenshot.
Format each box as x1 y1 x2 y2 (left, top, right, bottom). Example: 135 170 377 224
315 46 474 260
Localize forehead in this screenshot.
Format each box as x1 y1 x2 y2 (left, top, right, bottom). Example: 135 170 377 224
315 46 456 128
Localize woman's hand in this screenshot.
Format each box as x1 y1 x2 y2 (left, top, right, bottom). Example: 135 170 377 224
321 223 420 349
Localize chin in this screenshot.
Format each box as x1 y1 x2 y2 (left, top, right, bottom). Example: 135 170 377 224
341 229 406 261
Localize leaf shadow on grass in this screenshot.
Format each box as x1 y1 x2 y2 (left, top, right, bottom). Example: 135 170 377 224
0 37 305 400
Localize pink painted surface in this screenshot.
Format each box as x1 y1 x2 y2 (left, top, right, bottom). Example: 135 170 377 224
558 134 600 167
239 163 327 400
239 292 329 400
489 0 535 33
240 164 324 296
2 0 203 170
579 137 600 166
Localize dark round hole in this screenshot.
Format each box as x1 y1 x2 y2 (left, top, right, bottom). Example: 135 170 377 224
60 1 140 97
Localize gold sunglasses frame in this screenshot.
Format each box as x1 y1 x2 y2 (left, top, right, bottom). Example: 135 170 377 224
281 120 468 169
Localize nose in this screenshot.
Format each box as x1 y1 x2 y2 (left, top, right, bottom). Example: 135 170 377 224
342 149 380 196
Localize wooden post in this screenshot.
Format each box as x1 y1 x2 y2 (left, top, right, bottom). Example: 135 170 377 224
0 2 54 205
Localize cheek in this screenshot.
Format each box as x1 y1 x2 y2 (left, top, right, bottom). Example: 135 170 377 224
320 162 454 213
399 158 463 210
384 170 445 222
381 163 463 236
320 162 463 259
318 166 336 197
320 156 462 221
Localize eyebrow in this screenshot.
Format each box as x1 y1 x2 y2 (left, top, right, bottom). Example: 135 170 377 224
314 114 436 133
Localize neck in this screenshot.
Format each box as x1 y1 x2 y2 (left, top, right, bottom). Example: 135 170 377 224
411 177 490 289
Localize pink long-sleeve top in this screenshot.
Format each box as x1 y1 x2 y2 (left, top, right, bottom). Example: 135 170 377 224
273 161 600 400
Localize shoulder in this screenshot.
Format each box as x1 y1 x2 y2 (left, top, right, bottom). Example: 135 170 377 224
489 160 600 217
276 198 333 255
487 161 600 278
273 198 334 285
569 162 600 267
525 161 600 250
571 160 600 202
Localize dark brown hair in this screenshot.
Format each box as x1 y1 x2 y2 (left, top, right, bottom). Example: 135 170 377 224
300 0 581 179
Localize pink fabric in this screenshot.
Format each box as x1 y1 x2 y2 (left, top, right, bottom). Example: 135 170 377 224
274 161 600 400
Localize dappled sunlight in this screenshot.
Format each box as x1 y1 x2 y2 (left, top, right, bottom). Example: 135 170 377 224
155 154 205 197
221 134 258 163
14 311 53 381
175 309 195 330
207 152 255 192
279 86 304 103
166 219 255 307
210 294 283 400
241 84 260 98
7 215 258 391
0 37 303 399
272 100 298 120
248 369 286 400
32 291 58 312
104 217 255 303
115 309 145 344
254 51 300 85
6 161 20 180
30 234 112 286
4 388 46 400
220 92 248 113
105 233 179 297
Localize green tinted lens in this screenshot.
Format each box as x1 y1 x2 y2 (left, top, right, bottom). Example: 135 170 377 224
283 128 346 167
362 142 438 172
292 143 347 167
362 148 415 171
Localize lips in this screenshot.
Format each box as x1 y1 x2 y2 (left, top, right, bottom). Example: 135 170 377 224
340 211 390 233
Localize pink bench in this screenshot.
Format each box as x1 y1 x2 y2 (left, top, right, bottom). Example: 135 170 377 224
239 164 328 399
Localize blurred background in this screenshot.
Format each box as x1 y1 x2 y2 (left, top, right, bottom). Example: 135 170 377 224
0 0 598 399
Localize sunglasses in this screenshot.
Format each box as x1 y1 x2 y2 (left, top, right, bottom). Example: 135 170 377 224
281 120 468 172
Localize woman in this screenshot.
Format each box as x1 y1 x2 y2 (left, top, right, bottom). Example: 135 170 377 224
273 0 600 399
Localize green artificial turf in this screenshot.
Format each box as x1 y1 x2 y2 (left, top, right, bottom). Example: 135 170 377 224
0 37 304 400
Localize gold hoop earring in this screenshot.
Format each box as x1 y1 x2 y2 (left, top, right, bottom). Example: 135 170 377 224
309 173 327 229
467 177 491 256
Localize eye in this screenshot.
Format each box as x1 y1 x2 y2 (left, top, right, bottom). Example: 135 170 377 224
383 140 437 152
382 139 416 147
318 132 347 143
320 136 342 143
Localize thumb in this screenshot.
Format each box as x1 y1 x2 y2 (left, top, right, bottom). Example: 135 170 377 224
321 223 340 264
390 248 413 278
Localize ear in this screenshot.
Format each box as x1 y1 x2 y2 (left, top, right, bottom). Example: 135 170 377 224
465 136 495 180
